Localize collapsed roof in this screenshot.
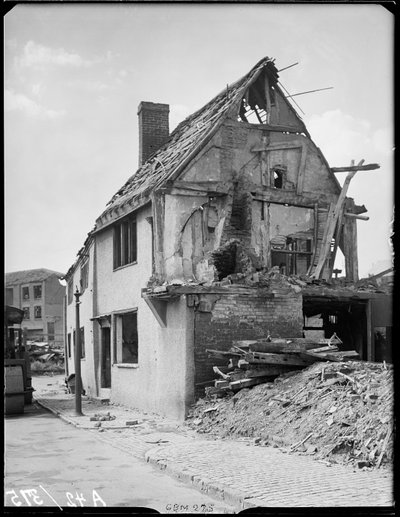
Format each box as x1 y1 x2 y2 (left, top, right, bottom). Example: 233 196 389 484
95 57 312 231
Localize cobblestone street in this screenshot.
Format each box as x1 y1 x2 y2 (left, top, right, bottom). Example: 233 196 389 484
29 376 394 510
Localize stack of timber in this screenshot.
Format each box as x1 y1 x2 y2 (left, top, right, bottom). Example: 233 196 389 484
207 334 360 393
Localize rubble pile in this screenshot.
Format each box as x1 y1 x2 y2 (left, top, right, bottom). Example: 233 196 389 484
187 360 394 470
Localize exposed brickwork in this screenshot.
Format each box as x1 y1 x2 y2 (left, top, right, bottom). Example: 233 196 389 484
221 122 248 149
193 289 303 397
138 102 169 166
222 188 253 246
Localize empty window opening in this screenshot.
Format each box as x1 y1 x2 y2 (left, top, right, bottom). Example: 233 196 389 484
272 165 286 189
34 306 42 319
22 286 29 300
22 307 30 320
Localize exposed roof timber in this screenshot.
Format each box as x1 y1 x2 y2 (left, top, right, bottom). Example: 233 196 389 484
277 62 299 73
331 163 380 173
285 87 333 99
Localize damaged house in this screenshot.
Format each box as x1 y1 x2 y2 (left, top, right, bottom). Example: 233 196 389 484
64 57 391 419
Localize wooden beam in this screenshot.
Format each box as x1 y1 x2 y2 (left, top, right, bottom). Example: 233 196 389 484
252 141 303 152
312 202 335 278
296 143 308 195
271 249 313 255
312 160 363 279
344 213 369 221
318 209 369 220
331 163 380 173
244 352 314 367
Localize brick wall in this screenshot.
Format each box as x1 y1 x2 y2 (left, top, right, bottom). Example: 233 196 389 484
138 102 169 166
193 288 303 396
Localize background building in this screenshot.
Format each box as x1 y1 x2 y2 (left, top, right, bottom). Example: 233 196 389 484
5 269 65 348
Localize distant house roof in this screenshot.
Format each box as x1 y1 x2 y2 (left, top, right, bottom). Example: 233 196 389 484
94 56 311 231
5 268 64 286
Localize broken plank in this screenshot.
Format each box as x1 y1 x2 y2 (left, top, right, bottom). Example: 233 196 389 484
244 352 315 366
307 345 339 354
245 366 300 378
248 341 330 354
298 351 340 363
213 366 229 380
206 349 241 358
229 377 271 391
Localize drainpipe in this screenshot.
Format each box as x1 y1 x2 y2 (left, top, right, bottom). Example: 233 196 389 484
74 288 83 416
63 295 69 377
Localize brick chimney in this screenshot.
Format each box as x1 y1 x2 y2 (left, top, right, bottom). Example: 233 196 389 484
137 101 169 166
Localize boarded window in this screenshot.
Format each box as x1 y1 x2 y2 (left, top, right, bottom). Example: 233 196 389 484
22 286 30 300
113 216 137 269
34 306 42 319
33 285 42 299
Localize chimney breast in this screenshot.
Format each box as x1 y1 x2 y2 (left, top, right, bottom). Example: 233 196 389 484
137 101 169 166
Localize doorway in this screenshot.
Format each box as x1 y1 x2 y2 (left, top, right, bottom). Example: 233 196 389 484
101 327 111 389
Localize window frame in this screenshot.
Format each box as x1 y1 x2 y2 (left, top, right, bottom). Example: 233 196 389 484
114 309 138 366
80 260 89 293
113 215 137 270
22 286 30 300
22 307 30 320
34 306 42 319
67 280 73 305
33 284 42 299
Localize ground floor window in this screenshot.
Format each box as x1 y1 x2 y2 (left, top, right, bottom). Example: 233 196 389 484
115 311 138 364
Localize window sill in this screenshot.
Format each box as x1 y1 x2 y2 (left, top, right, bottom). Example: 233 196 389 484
113 261 138 272
115 363 139 369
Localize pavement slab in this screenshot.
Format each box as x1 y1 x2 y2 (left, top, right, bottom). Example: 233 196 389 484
32 375 395 510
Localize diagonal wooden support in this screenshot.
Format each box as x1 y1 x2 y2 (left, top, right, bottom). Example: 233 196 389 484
312 159 364 279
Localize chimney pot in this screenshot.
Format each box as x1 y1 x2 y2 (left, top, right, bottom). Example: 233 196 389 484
138 101 169 166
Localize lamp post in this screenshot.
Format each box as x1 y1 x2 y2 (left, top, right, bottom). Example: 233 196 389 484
74 287 83 416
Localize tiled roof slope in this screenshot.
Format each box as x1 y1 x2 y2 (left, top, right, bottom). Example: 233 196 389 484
5 268 64 285
95 57 308 230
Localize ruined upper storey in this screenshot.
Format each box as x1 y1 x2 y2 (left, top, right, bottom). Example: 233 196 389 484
95 57 339 230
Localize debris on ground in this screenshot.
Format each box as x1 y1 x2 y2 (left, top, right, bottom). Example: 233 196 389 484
207 333 359 393
187 360 393 470
90 412 116 422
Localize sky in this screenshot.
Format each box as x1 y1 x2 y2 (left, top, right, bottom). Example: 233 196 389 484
4 3 394 278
